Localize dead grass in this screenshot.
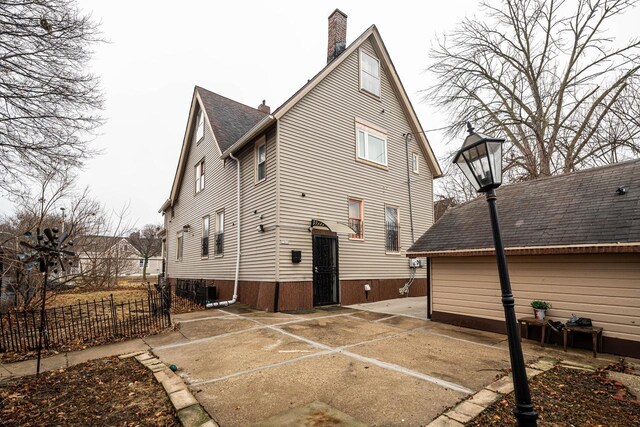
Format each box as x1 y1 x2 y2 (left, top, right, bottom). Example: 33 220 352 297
49 288 149 307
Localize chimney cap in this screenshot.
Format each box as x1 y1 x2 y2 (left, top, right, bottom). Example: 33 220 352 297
329 8 348 19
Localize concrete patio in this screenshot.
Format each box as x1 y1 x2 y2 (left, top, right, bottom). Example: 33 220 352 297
0 301 625 426
152 304 618 426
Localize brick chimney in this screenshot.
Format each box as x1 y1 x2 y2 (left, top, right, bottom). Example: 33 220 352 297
327 9 347 63
258 100 270 114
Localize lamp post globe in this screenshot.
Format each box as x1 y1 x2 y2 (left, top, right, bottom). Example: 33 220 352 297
454 122 538 427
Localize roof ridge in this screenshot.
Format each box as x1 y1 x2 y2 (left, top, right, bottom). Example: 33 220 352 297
195 85 267 115
438 158 640 219
502 158 640 189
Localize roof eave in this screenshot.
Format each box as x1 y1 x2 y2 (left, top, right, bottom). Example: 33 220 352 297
158 198 171 213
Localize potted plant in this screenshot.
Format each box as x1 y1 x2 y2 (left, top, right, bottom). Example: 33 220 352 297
531 300 551 320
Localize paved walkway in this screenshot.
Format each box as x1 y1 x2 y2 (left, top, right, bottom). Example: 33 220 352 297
347 295 428 319
0 304 622 426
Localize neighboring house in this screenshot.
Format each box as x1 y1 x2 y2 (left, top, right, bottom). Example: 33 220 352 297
407 160 640 357
75 236 163 278
158 10 442 311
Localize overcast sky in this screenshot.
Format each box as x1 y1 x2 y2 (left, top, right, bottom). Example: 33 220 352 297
1 1 638 227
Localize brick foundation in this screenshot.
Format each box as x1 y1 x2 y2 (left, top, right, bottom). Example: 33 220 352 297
166 277 425 312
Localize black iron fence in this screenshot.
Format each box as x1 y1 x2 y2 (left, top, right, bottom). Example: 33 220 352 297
0 289 171 354
174 278 217 308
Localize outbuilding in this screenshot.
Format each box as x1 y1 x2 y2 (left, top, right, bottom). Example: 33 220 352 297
408 160 640 357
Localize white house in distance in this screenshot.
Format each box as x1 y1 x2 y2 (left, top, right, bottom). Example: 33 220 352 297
76 236 163 278
159 10 442 311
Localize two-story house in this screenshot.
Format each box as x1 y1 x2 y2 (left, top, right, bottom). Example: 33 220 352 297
159 10 442 311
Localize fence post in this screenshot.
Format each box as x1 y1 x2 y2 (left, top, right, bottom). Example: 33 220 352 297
110 294 117 337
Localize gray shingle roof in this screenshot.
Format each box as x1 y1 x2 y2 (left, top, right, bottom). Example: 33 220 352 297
195 86 267 153
408 159 640 254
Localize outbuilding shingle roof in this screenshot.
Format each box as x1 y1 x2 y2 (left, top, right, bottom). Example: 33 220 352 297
408 159 640 256
195 86 267 153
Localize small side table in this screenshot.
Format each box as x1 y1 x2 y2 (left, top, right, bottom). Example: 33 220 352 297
563 325 603 357
517 316 549 347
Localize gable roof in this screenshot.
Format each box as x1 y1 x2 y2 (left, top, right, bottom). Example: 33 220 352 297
165 87 267 206
408 159 640 257
162 24 443 212
196 87 268 153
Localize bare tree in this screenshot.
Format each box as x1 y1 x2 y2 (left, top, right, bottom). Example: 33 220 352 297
128 224 161 281
73 203 134 289
426 0 640 181
0 0 103 197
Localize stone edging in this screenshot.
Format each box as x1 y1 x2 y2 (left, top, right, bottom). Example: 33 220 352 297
120 351 218 427
427 357 561 427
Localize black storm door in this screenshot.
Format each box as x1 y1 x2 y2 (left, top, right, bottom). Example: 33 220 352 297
312 234 339 306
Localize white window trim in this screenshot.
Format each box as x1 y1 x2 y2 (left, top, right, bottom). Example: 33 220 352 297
176 231 183 261
384 205 401 254
201 215 210 259
254 136 267 184
359 49 381 98
215 209 224 257
195 159 205 194
412 153 419 174
194 110 204 144
347 197 364 241
354 118 388 168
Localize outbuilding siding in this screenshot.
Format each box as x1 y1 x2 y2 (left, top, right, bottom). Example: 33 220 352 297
432 254 640 347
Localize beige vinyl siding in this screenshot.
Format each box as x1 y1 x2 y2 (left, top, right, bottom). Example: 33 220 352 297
277 38 432 282
164 116 277 282
432 254 640 343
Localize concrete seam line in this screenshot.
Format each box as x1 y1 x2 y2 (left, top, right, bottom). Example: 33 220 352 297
153 325 266 350
190 350 334 386
373 314 399 323
339 349 473 394
266 324 472 395
265 325 333 351
420 330 537 357
178 316 244 324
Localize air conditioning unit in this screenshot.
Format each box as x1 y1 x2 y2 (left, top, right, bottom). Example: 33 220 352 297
409 258 424 268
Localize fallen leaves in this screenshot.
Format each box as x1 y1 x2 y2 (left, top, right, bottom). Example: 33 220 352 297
467 360 640 426
0 357 179 426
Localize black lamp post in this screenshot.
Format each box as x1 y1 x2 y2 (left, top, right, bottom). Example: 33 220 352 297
454 122 538 427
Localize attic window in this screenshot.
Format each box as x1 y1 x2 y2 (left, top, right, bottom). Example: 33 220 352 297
194 110 204 143
195 159 205 193
360 50 380 97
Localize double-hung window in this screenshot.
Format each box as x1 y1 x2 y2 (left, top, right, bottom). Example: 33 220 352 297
348 199 364 239
195 159 205 193
194 110 204 143
176 232 183 261
255 139 266 182
356 122 387 167
215 210 224 255
201 215 210 257
385 206 399 253
360 50 380 97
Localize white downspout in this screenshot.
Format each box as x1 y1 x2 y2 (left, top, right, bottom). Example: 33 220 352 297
207 152 241 308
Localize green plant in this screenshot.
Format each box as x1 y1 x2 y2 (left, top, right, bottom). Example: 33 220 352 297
530 300 551 310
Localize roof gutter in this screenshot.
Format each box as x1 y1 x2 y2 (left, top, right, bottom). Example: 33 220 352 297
220 115 276 159
407 242 640 258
